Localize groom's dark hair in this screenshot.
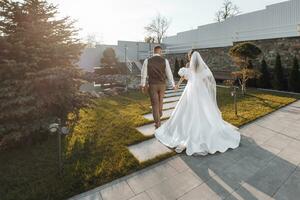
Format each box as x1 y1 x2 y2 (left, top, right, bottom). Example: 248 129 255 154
154 45 162 53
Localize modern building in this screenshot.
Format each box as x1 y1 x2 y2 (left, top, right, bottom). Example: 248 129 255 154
79 0 300 75
164 0 300 53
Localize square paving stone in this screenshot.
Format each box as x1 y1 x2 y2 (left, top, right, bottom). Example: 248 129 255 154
179 174 237 200
100 181 134 200
263 134 293 151
245 157 297 197
126 162 178 194
280 126 300 140
128 138 172 162
167 156 190 173
278 146 300 165
128 192 151 200
146 170 203 200
273 168 300 200
227 182 273 200
255 116 290 133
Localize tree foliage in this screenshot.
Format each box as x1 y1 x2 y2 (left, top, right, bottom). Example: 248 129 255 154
273 54 288 91
100 47 118 67
229 42 262 94
289 56 300 92
0 0 86 150
145 13 171 44
257 58 272 89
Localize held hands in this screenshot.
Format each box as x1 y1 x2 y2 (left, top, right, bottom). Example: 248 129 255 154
174 85 179 91
140 85 146 94
140 85 149 94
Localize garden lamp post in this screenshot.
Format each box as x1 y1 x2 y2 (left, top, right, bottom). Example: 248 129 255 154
231 86 238 117
49 119 70 176
124 45 128 92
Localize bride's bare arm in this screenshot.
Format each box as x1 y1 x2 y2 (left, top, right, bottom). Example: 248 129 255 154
175 77 185 90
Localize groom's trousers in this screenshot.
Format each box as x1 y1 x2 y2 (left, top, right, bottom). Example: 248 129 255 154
149 84 166 128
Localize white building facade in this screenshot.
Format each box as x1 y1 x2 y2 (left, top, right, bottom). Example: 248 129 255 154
78 0 300 72
163 0 300 53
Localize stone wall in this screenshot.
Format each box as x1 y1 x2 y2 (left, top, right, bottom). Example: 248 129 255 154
247 37 300 69
165 36 300 73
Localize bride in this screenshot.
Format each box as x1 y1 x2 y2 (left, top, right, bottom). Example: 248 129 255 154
155 51 240 156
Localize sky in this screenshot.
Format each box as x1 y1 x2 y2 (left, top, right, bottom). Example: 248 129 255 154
48 0 288 45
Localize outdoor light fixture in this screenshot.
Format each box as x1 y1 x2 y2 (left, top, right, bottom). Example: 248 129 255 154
48 120 70 176
49 123 59 133
297 24 300 35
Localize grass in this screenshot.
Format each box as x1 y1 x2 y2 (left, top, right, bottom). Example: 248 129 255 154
0 88 298 200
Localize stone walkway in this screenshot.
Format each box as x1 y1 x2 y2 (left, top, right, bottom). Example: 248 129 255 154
70 87 300 200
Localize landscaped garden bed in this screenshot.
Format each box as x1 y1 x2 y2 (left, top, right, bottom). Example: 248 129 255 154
0 88 298 200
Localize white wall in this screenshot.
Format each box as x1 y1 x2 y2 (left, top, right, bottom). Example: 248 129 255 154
163 0 300 53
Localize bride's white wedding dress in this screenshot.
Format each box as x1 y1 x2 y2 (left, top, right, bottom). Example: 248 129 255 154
155 52 240 156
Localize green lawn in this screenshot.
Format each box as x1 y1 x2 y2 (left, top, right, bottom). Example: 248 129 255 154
0 88 298 200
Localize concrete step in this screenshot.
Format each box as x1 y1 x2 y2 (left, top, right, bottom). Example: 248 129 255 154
164 91 183 98
136 121 167 136
128 138 172 163
163 96 181 103
165 87 185 94
143 109 174 121
162 101 178 110
149 101 178 110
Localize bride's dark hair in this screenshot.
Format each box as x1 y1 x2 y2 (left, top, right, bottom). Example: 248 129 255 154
188 49 197 60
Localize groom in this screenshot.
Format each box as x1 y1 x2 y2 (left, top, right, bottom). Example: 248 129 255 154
140 46 175 129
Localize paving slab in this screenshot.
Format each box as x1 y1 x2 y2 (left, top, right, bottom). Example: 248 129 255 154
278 145 300 165
145 170 203 200
245 157 297 197
273 168 300 200
126 162 178 194
167 156 190 173
179 175 235 200
262 134 293 151
240 124 276 145
143 109 174 120
100 181 134 200
128 193 151 200
226 182 273 200
128 138 172 162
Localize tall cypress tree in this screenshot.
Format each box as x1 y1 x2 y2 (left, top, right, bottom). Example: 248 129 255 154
289 56 300 92
0 0 86 149
273 54 287 91
258 58 272 89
